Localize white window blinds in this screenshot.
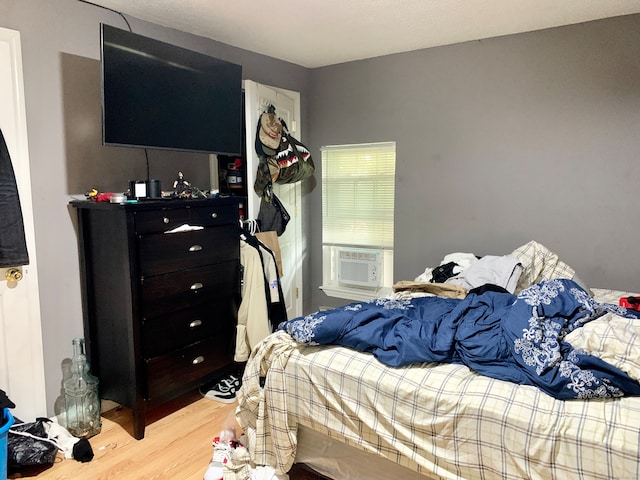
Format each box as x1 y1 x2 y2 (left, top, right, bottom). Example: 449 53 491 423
321 142 396 248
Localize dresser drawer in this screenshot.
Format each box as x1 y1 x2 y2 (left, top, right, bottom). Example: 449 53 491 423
141 261 239 318
146 336 232 401
142 302 236 359
189 204 238 227
138 226 239 276
134 208 191 234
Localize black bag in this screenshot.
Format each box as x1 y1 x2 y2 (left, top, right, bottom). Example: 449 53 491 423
7 416 94 474
274 119 315 184
8 418 58 473
257 192 290 236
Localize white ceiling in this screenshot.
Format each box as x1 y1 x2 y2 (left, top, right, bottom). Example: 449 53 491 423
86 0 640 68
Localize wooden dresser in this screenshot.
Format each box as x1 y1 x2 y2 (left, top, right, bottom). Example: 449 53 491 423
70 197 241 439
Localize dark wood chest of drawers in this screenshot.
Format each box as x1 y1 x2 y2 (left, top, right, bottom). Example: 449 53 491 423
71 198 241 439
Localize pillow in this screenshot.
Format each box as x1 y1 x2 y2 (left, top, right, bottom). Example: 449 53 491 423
511 241 575 293
565 312 640 382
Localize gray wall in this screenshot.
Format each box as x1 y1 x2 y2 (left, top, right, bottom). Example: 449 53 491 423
308 14 640 310
1 0 310 415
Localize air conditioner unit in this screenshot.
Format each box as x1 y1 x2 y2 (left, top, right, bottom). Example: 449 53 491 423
337 248 382 289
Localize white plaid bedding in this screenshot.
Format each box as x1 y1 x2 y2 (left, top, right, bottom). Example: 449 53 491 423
236 289 640 480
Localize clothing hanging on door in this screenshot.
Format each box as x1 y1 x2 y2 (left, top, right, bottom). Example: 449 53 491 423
235 239 270 361
0 128 29 267
235 228 287 362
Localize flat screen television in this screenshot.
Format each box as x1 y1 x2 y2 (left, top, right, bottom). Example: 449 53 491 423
100 24 243 155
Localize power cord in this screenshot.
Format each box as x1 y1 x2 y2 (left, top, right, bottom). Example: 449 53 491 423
76 0 132 32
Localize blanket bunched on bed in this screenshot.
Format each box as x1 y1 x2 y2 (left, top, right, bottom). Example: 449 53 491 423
279 279 640 399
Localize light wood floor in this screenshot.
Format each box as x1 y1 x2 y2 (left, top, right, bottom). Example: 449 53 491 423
9 390 319 480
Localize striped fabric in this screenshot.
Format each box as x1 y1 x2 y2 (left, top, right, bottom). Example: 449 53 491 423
236 288 640 480
511 240 576 293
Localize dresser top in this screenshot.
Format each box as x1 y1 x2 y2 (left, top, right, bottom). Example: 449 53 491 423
70 196 242 212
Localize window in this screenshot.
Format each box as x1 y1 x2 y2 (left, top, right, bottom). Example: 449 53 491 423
320 142 396 301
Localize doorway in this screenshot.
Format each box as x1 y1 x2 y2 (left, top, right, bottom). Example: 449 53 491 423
243 80 303 320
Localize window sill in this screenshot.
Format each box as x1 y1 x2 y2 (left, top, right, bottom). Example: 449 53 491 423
319 284 392 302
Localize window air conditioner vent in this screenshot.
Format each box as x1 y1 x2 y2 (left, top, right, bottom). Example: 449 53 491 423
337 249 382 289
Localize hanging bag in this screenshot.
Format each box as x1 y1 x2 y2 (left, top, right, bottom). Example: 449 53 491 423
257 190 290 237
274 119 315 184
254 105 314 186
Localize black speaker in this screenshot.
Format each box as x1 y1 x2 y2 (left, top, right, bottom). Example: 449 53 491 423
146 180 161 198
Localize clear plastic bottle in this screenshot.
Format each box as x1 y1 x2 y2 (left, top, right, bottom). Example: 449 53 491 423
64 338 101 438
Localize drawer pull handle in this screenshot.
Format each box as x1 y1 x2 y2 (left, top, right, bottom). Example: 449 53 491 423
189 244 203 252
210 212 218 219
163 217 170 224
190 282 204 290
189 319 202 328
192 356 205 365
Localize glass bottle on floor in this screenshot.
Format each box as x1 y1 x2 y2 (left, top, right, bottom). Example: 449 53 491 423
64 338 101 438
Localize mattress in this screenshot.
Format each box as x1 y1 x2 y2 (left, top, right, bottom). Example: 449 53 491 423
236 287 640 480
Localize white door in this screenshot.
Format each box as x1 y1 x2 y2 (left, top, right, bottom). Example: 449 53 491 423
244 80 303 320
0 28 47 420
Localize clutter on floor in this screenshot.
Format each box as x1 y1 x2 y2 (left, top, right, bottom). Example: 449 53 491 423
1 389 94 478
203 427 290 480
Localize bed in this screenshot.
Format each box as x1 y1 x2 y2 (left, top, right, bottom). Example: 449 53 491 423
235 242 640 480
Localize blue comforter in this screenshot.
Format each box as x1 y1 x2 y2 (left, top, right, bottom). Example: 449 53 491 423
278 279 640 399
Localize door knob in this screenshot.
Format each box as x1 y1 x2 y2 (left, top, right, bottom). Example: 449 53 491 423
5 268 23 282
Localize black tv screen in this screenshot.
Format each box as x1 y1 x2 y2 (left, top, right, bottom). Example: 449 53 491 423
100 24 243 155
